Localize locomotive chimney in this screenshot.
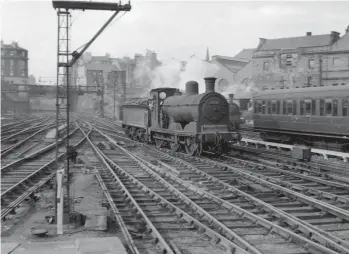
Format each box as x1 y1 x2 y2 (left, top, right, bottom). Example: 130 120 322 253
228 94 234 103
204 77 216 93
185 81 199 95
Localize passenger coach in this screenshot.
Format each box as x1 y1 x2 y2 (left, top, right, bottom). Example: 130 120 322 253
252 85 349 151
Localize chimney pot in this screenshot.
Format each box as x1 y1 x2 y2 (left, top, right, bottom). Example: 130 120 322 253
185 81 199 95
204 77 216 93
306 32 312 36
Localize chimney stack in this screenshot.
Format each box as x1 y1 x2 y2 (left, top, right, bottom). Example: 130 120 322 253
204 77 216 93
228 94 234 103
185 81 199 95
306 32 312 36
346 25 349 34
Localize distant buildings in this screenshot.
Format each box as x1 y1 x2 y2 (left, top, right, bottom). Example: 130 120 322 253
1 40 29 85
252 26 349 89
72 49 161 90
211 48 254 92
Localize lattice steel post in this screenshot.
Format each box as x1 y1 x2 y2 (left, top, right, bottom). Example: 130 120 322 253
55 9 72 215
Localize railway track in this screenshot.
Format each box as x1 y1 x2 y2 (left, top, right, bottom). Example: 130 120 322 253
1 116 47 139
80 120 346 254
229 142 349 176
1 122 86 220
1 122 57 160
77 122 246 254
142 147 349 252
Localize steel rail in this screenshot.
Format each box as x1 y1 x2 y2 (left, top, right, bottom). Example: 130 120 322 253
1 118 46 138
96 140 248 254
219 155 349 205
77 118 249 254
98 128 310 254
1 123 88 219
174 152 349 222
147 147 349 253
76 123 175 254
100 129 342 254
1 117 52 142
1 126 79 196
1 123 56 156
1 125 77 172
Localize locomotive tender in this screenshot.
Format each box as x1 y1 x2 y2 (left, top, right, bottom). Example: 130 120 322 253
121 77 242 156
252 85 349 151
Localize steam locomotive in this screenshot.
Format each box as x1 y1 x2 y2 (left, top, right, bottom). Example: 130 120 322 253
120 77 242 156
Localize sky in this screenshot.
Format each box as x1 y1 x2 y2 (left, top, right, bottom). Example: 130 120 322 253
1 0 349 81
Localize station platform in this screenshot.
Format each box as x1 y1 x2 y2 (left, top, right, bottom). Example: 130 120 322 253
1 237 127 254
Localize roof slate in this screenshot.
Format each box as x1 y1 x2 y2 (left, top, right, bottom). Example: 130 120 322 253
259 34 333 51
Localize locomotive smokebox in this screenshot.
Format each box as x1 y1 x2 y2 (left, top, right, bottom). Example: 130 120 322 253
228 94 234 103
204 77 217 93
185 81 199 95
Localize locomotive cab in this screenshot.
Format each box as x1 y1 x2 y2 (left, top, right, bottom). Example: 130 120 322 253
149 87 178 129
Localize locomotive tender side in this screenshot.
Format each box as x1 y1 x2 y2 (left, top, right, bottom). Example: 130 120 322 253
121 77 242 156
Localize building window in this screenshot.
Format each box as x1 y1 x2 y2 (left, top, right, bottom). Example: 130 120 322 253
263 62 269 71
1 59 4 67
22 51 26 57
10 50 15 56
1 50 4 56
10 60 14 76
286 54 293 66
19 60 26 77
308 59 315 69
333 58 343 67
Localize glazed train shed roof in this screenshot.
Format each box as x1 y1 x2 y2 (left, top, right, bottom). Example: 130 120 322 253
253 85 349 99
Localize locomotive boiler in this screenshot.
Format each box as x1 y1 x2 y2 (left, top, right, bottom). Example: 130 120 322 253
121 77 242 156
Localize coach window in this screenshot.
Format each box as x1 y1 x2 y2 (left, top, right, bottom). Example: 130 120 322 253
343 99 348 116
312 100 316 115
268 101 272 114
293 100 297 115
283 101 287 115
300 100 305 115
287 100 293 114
270 100 277 114
333 99 338 116
305 100 312 115
276 100 280 114
320 99 325 116
262 100 266 114
325 99 332 116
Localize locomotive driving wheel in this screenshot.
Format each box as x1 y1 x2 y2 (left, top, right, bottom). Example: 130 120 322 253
155 138 164 148
170 142 180 152
185 137 201 156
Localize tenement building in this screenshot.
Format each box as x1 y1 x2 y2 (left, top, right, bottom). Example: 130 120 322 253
1 40 29 85
252 26 349 89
